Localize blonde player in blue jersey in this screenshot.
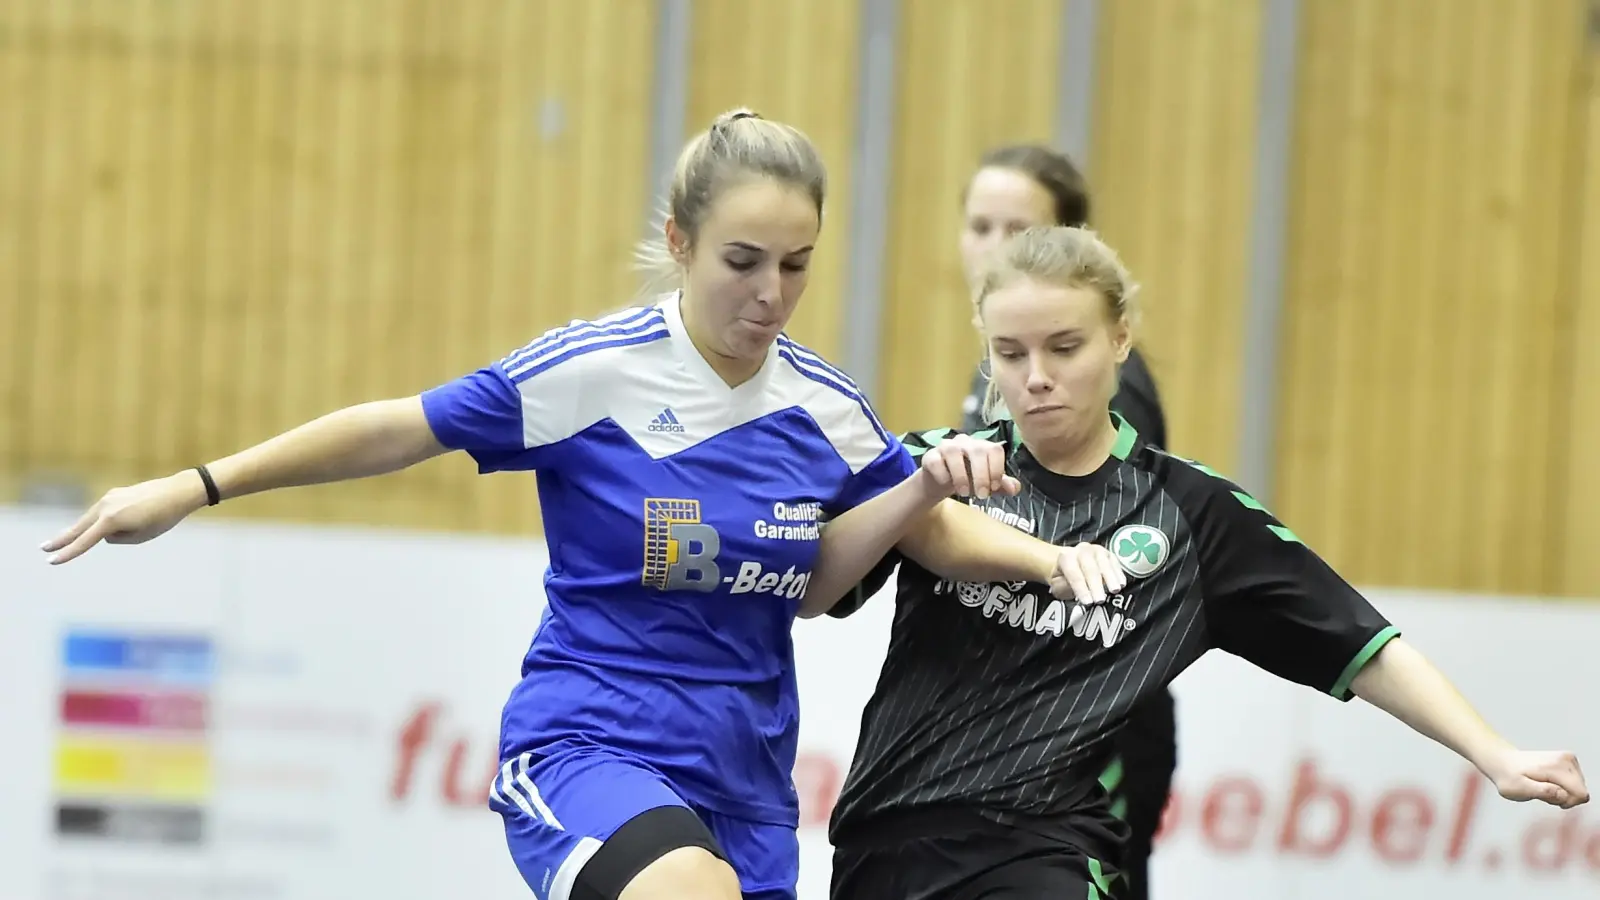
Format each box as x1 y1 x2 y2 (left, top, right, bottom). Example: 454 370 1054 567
38 109 1113 900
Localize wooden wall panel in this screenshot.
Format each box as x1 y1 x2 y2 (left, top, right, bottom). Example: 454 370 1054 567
1557 41 1600 598
1088 0 1263 472
878 0 1063 434
0 0 655 536
1275 0 1584 593
684 0 860 361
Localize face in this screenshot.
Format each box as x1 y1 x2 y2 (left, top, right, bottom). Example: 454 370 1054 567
669 177 819 363
959 167 1057 294
981 278 1129 449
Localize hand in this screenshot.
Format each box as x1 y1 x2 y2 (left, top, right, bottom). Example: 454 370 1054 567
918 434 1021 500
1483 749 1589 809
1048 542 1125 606
39 471 210 564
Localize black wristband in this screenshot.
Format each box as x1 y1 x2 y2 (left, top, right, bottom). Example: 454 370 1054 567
194 466 221 507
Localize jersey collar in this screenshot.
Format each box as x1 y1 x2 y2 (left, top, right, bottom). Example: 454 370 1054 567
659 291 780 400
1010 413 1140 503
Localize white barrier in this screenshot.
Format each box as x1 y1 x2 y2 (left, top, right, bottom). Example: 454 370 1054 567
1 506 1595 900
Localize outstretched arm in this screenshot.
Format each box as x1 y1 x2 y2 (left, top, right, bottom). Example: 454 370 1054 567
1193 468 1588 811
41 398 446 564
1351 639 1588 808
42 347 560 564
201 398 445 500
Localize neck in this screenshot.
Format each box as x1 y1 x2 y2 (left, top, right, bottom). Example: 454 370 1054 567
1024 413 1119 476
679 290 762 387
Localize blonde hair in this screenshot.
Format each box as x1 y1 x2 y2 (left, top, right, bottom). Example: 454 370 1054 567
634 108 827 296
975 226 1142 422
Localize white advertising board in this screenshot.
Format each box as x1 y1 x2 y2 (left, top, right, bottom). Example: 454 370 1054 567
0 506 1595 900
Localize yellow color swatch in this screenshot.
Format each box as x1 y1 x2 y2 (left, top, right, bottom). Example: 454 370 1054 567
54 736 210 802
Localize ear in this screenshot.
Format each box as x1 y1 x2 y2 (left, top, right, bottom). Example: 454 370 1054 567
664 217 692 263
1110 318 1132 365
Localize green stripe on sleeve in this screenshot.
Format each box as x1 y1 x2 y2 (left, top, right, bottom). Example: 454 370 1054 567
1268 524 1303 544
1231 490 1266 511
1329 625 1402 701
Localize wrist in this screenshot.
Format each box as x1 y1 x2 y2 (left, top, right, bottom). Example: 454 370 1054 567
171 469 213 514
1029 542 1057 584
1470 737 1520 783
909 467 952 506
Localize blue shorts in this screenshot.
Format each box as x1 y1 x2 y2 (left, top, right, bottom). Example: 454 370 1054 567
489 745 799 900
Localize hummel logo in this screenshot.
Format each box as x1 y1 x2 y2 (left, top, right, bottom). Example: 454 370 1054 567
648 408 686 434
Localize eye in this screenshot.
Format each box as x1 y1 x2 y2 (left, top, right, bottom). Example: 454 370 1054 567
780 260 809 273
1052 344 1081 356
724 256 758 272
996 349 1026 361
967 220 991 237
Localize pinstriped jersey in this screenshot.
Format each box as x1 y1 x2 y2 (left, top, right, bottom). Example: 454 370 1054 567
827 416 1398 840
419 293 914 827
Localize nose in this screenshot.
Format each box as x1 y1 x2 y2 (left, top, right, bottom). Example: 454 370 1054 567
1026 354 1053 393
753 264 783 306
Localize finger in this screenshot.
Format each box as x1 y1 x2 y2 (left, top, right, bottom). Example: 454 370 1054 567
961 447 987 499
1562 753 1585 787
1049 572 1071 597
946 448 974 497
1075 550 1107 605
1059 553 1094 605
1547 763 1590 805
1100 546 1127 594
984 445 1006 497
998 475 1022 496
922 449 954 490
1515 778 1567 806
47 517 113 565
41 505 100 553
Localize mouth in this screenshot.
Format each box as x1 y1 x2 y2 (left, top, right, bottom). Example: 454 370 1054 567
1024 404 1067 416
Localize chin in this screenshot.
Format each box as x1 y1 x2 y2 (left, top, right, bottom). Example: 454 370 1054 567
722 331 773 361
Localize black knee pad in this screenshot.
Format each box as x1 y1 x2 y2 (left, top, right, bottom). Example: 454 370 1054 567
572 806 727 900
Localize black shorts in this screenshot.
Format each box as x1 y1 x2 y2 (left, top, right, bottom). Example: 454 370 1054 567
830 808 1125 900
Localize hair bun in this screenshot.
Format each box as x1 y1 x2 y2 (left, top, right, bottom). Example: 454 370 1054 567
714 108 762 128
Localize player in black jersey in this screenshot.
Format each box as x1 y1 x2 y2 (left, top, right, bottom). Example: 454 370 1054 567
824 226 1589 900
952 144 1174 900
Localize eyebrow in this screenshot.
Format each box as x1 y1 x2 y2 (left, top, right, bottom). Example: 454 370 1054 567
993 329 1084 343
724 241 815 255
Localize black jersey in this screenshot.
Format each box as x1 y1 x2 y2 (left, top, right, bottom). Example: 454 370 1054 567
827 415 1399 842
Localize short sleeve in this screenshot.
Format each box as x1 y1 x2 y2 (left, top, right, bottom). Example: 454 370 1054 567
827 439 916 517
825 427 956 619
1191 469 1400 700
419 346 582 474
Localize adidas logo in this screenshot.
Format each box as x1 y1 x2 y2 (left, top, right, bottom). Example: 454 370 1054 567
647 408 686 434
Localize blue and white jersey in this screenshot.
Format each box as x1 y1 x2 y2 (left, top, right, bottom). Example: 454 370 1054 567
419 293 914 826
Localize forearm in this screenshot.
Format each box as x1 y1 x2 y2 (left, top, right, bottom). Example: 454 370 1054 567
203 397 448 503
899 499 1057 586
799 470 948 618
1350 638 1514 777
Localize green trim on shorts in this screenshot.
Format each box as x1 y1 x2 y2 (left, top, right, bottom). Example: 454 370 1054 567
1087 858 1117 898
